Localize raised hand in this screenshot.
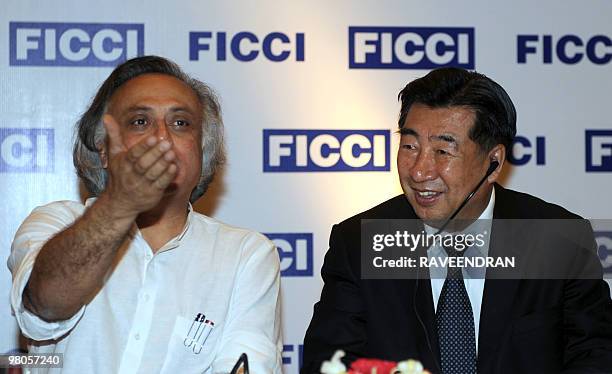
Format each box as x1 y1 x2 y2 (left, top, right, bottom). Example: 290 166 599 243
102 114 178 216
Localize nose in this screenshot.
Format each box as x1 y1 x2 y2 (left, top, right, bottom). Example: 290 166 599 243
154 121 171 143
409 150 437 183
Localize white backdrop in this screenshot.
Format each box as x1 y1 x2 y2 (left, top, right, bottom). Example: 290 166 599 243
1 1 611 373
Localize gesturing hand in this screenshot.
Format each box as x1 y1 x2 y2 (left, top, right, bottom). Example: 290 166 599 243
102 114 178 216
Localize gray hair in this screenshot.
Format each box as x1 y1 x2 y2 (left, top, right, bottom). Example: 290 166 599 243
73 56 225 203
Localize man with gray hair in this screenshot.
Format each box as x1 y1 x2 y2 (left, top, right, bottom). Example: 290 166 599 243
8 56 282 373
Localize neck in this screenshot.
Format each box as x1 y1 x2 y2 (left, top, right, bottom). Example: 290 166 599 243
432 185 493 233
137 197 190 252
454 185 493 222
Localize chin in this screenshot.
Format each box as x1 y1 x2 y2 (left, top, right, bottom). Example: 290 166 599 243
410 202 449 223
417 211 443 223
163 183 179 196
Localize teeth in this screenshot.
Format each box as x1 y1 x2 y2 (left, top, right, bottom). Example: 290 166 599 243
417 191 437 197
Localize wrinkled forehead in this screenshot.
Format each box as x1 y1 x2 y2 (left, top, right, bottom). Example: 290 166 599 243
402 104 476 139
108 73 202 112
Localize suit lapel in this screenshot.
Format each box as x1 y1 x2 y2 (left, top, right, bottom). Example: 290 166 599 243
414 269 441 372
390 202 441 371
407 216 441 372
477 185 521 370
396 185 525 370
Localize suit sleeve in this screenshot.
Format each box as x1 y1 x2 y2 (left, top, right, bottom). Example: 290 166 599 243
562 220 612 373
301 224 367 374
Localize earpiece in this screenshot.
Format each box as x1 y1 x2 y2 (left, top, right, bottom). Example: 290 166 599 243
486 160 500 177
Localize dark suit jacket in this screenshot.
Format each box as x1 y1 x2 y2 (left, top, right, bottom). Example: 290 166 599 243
302 185 612 373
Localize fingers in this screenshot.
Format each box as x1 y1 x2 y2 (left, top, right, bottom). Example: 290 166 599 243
126 136 157 164
103 114 126 156
126 137 177 188
143 150 175 181
152 163 178 190
103 118 179 201
128 137 171 173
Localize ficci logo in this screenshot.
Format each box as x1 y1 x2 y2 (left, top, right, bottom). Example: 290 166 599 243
190 31 304 62
263 130 390 172
349 26 474 69
0 129 54 173
10 22 144 66
265 233 313 277
585 130 612 172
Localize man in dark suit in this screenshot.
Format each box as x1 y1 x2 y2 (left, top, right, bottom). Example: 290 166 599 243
302 68 612 373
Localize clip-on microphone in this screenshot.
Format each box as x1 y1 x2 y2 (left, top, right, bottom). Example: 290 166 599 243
435 160 499 235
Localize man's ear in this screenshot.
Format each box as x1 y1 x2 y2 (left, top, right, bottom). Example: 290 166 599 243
486 144 506 183
98 144 108 168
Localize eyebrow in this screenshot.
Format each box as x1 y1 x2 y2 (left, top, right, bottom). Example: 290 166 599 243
433 134 457 145
399 127 458 145
399 127 418 136
124 105 196 114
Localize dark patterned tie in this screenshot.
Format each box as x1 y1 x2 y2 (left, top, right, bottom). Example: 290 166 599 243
435 243 477 374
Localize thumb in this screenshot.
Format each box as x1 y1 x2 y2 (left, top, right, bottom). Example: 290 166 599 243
103 114 126 157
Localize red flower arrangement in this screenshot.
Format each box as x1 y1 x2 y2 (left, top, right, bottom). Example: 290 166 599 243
348 358 399 374
320 350 430 374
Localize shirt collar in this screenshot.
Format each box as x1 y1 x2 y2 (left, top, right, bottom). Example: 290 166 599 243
425 189 496 279
176 203 193 242
480 187 495 220
424 188 494 228
425 188 495 256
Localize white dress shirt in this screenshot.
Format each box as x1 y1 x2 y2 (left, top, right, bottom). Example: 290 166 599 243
8 199 282 374
426 189 495 352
